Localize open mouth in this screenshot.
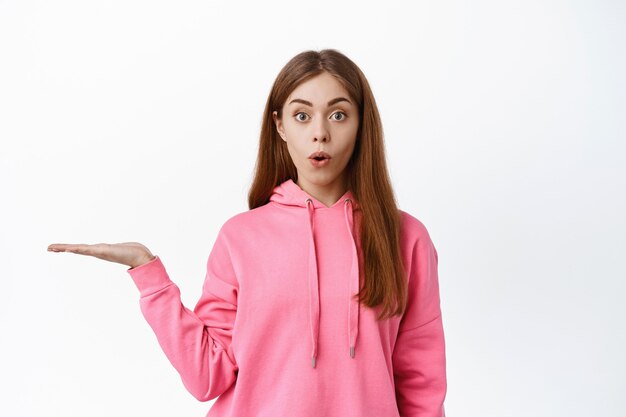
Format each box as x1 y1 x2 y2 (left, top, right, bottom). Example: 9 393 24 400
309 151 331 161
309 152 331 167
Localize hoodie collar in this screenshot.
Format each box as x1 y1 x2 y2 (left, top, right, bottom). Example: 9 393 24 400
269 179 361 368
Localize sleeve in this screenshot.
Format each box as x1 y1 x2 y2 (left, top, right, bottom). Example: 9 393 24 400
126 230 239 402
392 230 447 417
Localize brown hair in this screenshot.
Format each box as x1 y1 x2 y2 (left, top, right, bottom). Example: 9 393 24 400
247 49 406 321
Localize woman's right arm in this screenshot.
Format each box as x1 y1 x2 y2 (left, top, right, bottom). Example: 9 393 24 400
48 230 240 401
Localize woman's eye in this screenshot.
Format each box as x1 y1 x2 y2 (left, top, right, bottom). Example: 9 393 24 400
295 112 308 121
332 111 347 121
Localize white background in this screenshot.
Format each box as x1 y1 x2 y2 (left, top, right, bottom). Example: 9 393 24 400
1 0 624 416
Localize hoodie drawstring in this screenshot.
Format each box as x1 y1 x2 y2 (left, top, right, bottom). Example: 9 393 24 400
305 197 360 369
305 198 321 368
344 198 361 360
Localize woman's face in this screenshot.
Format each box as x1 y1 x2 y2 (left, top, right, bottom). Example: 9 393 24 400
273 71 360 192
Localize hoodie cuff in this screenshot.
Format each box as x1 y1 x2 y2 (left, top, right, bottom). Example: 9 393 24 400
126 255 173 297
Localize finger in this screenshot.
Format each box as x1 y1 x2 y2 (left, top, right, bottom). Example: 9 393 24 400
48 243 90 255
48 243 78 252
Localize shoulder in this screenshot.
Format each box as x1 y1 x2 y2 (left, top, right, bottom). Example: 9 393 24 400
215 204 272 241
398 210 440 290
398 209 435 248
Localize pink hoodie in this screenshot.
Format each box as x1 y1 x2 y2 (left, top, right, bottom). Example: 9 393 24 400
127 178 447 417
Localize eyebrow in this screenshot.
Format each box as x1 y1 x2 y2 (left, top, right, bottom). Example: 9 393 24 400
288 97 352 107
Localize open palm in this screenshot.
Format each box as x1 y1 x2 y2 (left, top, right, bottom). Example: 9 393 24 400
47 241 155 269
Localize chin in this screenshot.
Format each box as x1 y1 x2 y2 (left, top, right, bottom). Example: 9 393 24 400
305 172 340 185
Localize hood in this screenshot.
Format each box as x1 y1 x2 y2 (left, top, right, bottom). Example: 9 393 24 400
269 178 361 369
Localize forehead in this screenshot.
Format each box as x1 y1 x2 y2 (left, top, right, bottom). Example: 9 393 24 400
286 72 352 107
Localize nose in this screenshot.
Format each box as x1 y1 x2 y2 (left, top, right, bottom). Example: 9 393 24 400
312 116 330 142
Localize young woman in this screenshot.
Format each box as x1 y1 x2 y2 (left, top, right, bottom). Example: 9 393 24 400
48 49 447 417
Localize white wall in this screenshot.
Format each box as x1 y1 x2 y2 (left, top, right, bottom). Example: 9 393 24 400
1 0 624 416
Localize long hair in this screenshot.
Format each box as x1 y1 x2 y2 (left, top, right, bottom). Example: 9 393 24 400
247 49 406 321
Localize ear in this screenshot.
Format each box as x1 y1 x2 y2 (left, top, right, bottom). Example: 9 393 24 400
273 111 287 142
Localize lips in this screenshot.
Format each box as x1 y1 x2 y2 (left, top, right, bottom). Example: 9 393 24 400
309 151 331 161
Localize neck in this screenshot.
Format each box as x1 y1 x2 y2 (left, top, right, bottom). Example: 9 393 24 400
297 175 348 208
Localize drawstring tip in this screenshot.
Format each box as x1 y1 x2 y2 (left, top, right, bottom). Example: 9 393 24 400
350 346 355 358
312 356 317 368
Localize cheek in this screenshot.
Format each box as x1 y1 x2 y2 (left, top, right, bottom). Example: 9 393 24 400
285 141 308 162
335 119 359 137
283 123 306 143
